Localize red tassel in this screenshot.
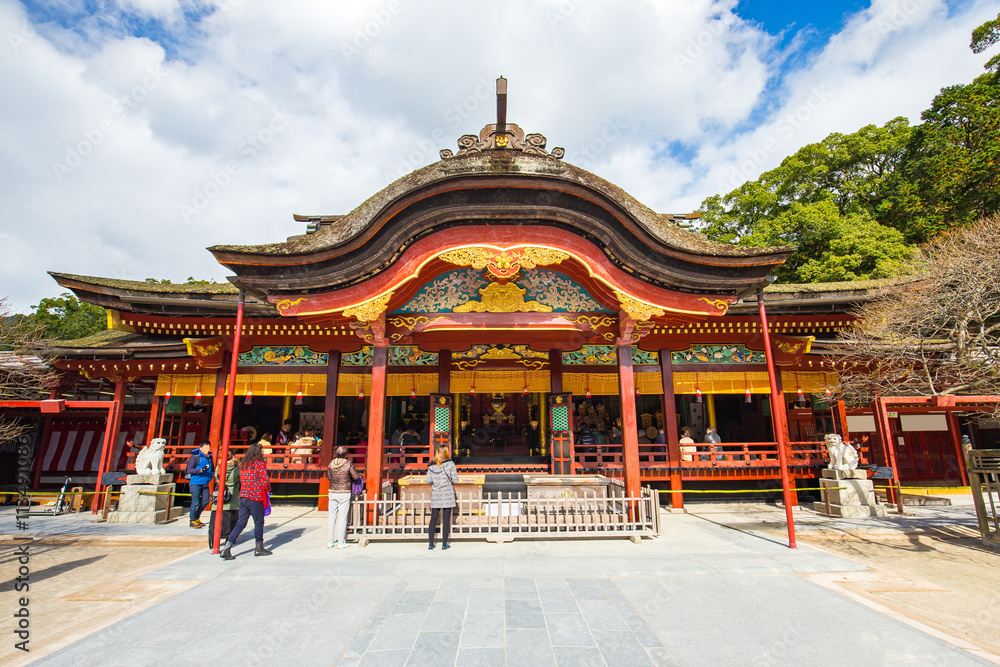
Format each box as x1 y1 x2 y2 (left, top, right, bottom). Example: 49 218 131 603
695 388 702 403
244 389 253 405
295 390 304 406
745 388 752 404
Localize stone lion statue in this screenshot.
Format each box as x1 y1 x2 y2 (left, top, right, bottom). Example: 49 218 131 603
135 438 167 475
824 433 858 472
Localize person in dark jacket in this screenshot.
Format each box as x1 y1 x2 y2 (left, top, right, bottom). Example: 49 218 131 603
209 450 240 549
221 442 273 560
426 445 459 551
326 446 360 549
186 440 214 528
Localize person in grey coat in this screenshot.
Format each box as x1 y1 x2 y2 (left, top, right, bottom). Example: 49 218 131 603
426 445 459 550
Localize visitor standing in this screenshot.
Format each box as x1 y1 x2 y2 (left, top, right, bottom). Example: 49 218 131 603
209 449 240 549
221 442 273 560
426 445 459 551
186 440 214 528
326 446 359 550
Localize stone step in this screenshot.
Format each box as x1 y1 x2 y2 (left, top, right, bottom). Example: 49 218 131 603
875 491 952 506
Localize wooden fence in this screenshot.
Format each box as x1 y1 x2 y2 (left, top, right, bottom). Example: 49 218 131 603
965 447 1000 547
347 482 659 544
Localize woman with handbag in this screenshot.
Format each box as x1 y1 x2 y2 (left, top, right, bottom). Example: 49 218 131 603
221 442 273 560
426 445 459 551
326 446 360 550
209 450 240 549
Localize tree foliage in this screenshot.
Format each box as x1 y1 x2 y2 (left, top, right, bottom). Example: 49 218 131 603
701 13 1000 282
29 293 106 340
1 298 58 443
833 217 1000 408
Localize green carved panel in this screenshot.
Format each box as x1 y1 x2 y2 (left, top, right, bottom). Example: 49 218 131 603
671 345 767 364
519 269 612 313
343 346 438 367
238 346 328 366
562 346 617 365
631 348 659 365
389 346 438 366
342 347 374 366
394 269 487 313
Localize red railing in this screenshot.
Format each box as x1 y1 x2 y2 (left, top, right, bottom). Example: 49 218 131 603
574 441 861 472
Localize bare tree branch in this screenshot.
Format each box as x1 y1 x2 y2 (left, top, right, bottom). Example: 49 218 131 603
1 297 58 443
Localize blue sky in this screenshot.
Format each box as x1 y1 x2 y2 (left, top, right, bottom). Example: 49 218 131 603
0 0 996 311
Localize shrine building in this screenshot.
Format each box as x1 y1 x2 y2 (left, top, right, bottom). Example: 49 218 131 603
6 79 977 506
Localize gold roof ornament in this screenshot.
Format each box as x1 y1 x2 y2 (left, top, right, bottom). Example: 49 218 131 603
343 292 393 322
439 78 565 160
614 291 665 322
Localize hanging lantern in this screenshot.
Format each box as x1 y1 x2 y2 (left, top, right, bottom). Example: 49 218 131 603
164 377 173 402
410 375 417 399
694 372 702 402
164 389 171 401
244 389 253 405
295 390 304 406
797 387 806 405
470 373 476 396
586 389 592 398
745 387 752 404
695 388 702 403
193 390 203 408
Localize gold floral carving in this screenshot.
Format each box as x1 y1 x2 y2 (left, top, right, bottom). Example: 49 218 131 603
275 297 306 314
698 297 731 312
453 282 553 313
613 291 665 322
195 342 223 357
518 247 569 269
479 347 523 360
438 246 569 279
343 292 393 322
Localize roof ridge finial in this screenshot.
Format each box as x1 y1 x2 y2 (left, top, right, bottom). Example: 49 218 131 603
439 77 564 161
496 76 507 134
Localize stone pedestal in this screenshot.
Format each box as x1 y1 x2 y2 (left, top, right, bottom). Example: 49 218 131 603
812 469 887 518
107 474 183 524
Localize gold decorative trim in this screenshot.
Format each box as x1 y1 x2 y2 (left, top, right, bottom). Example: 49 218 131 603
614 291 665 322
571 315 616 329
455 359 485 370
479 347 523 360
343 292 393 322
698 297 731 312
388 315 430 329
275 297 306 315
453 282 553 313
519 359 549 371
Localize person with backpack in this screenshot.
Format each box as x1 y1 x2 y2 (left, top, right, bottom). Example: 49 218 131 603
426 445 459 551
221 442 273 559
326 446 360 550
186 440 214 528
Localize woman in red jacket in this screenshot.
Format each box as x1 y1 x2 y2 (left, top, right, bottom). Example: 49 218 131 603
221 442 273 560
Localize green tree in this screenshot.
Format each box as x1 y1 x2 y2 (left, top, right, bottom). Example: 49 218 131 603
885 81 1000 241
30 293 106 340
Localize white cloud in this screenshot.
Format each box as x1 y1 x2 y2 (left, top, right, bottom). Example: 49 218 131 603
0 0 995 311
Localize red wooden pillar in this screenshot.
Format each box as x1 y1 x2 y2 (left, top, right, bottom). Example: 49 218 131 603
318 351 341 511
659 349 683 508
549 350 563 394
365 346 389 501
148 396 163 441
211 292 245 553
618 345 641 499
207 363 229 450
945 412 969 486
31 415 55 491
758 291 796 548
438 350 451 394
872 396 904 513
93 379 126 514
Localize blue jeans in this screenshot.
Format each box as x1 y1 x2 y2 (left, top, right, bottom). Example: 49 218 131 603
189 484 210 522
227 497 265 544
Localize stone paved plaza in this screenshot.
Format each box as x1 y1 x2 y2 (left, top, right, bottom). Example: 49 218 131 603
17 504 995 667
